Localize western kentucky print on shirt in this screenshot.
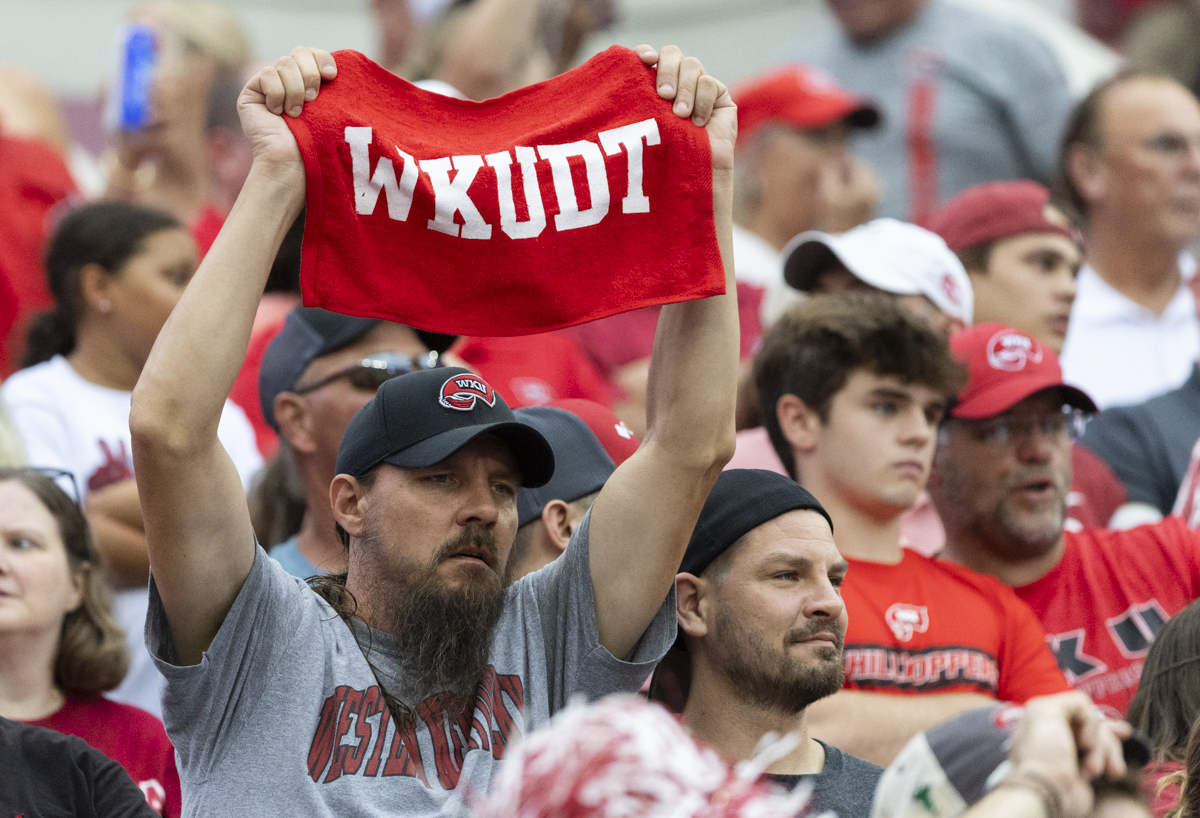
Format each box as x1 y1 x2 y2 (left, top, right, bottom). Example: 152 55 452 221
306 669 523 788
1015 518 1200 716
840 551 1070 701
146 513 673 817
285 48 723 337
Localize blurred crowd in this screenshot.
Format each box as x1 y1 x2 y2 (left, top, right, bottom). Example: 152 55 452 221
7 1 1200 817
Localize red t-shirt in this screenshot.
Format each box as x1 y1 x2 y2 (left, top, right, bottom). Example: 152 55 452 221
190 202 225 259
1015 517 1200 716
455 333 613 409
25 695 181 817
842 550 1070 702
0 134 76 374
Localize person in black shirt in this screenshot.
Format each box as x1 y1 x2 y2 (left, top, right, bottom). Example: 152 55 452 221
0 716 157 818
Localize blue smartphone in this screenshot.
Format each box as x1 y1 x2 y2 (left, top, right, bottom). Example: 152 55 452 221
106 23 159 132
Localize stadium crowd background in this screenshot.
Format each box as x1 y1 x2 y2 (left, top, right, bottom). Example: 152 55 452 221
6 1 1200 817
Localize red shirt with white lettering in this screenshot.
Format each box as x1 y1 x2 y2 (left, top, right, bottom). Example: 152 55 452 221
841 550 1070 702
25 695 181 817
1015 517 1200 716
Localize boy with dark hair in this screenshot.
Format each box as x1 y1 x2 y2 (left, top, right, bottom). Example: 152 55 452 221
754 293 1070 766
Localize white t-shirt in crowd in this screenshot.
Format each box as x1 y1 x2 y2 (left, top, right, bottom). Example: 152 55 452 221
1 355 263 717
732 224 799 327
1060 256 1200 409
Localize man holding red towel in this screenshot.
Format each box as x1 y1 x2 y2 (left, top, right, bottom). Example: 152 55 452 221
129 44 739 815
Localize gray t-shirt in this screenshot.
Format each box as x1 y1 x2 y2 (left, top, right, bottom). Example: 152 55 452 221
767 742 883 818
147 513 674 816
793 0 1070 222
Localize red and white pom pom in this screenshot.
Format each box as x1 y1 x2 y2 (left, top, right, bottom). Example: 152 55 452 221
474 695 814 818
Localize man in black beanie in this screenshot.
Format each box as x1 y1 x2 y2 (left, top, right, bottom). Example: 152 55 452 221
653 469 882 818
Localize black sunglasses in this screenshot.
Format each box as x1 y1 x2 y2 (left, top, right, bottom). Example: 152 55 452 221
294 351 444 395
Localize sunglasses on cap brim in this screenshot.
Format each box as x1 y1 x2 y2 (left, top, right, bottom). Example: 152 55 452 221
294 351 444 395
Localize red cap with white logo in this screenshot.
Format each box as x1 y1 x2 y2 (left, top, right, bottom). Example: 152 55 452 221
948 324 1097 419
548 398 640 465
733 64 879 147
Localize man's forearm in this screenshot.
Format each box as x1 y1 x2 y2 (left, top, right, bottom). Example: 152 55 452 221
642 168 738 467
806 689 997 766
132 166 302 450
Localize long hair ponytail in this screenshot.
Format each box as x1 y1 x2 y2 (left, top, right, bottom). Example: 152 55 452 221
22 202 181 368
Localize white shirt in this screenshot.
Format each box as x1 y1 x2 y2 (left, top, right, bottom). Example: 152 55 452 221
1 355 263 717
731 223 803 327
1060 256 1200 409
732 224 783 290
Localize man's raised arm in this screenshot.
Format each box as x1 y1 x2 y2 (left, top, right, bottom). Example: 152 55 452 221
130 48 337 666
588 45 738 659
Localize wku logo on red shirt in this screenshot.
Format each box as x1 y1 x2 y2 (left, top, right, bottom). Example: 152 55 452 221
439 375 498 411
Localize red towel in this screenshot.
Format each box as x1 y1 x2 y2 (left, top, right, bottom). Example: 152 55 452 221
286 47 724 336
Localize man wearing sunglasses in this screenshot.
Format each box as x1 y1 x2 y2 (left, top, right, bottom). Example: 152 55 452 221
931 323 1200 717
257 306 455 578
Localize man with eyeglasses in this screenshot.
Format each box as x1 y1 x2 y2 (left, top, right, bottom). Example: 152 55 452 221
931 323 1200 716
256 306 454 578
754 293 1069 767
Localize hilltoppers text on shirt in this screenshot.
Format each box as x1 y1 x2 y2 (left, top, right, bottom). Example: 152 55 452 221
286 47 725 336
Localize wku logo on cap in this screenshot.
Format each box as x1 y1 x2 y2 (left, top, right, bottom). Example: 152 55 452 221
439 375 497 411
986 330 1042 372
941 272 962 306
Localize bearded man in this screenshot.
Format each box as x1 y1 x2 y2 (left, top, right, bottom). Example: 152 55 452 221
651 469 882 818
931 323 1200 717
128 44 740 815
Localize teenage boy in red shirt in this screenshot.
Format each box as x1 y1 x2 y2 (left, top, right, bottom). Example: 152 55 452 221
754 293 1068 767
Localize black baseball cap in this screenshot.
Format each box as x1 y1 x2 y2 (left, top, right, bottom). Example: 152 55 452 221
681 469 833 577
650 469 833 712
259 307 457 431
514 407 616 527
335 367 555 488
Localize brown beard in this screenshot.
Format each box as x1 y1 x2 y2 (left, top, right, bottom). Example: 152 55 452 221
383 527 508 700
710 607 846 715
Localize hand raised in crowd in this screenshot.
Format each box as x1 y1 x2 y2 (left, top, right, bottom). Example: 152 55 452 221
636 44 735 174
819 153 879 233
997 693 1131 818
236 46 337 192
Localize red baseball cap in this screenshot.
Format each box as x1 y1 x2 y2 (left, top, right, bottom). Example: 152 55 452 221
732 64 879 147
927 180 1077 253
948 324 1096 419
547 399 640 464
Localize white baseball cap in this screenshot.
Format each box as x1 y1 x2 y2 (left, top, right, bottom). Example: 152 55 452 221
782 218 974 325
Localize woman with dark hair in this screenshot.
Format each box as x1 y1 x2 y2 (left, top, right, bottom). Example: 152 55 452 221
1129 599 1200 816
0 201 262 717
0 467 179 817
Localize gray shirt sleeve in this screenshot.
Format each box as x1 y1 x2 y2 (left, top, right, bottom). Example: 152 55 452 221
512 509 676 712
145 546 315 782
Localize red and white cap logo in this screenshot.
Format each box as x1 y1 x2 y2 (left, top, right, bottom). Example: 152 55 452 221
439 374 497 411
941 272 962 306
986 329 1042 372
